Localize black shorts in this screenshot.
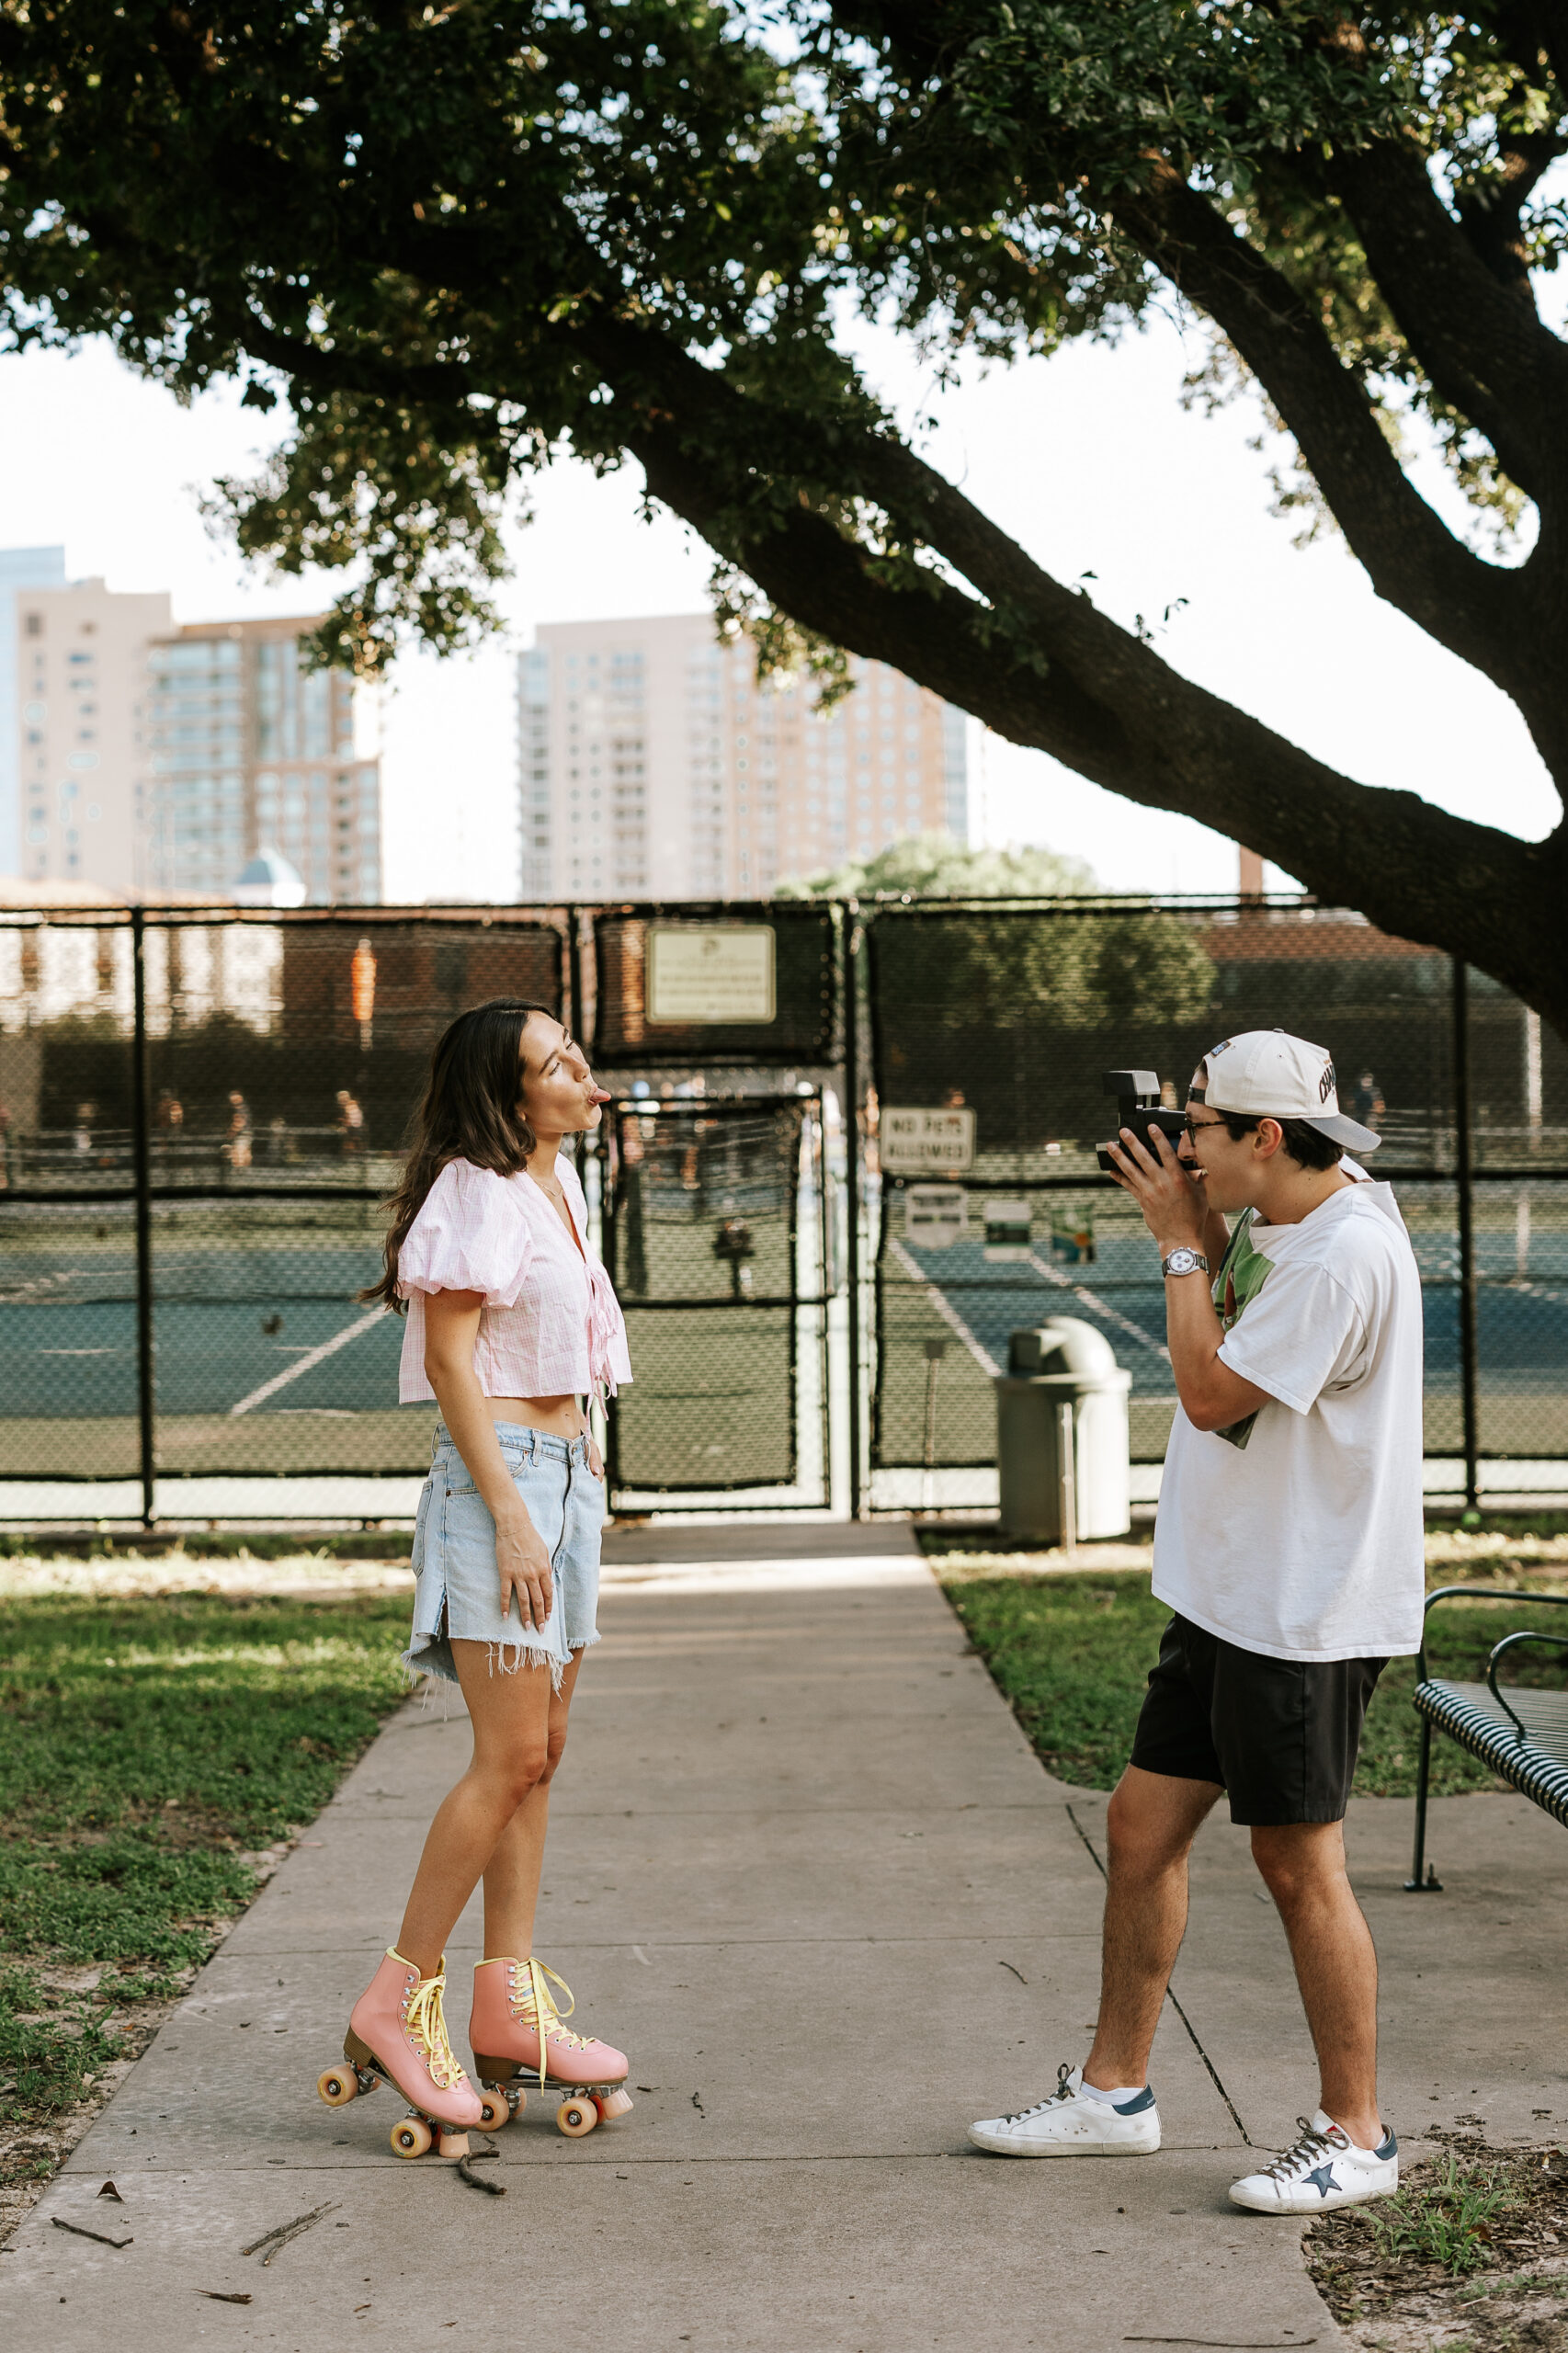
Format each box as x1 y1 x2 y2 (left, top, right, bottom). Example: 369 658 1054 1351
1129 1614 1386 1826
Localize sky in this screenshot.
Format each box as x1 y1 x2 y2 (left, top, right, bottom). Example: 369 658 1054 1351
0 313 1556 903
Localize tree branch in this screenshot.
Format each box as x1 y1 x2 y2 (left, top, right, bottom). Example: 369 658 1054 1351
634 398 1561 997
1105 161 1568 777
1323 137 1568 486
568 314 1566 1013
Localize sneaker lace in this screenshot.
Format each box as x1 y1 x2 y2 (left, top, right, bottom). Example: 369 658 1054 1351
1259 2118 1341 2183
403 1964 465 2092
509 1957 595 2083
1005 2062 1078 2124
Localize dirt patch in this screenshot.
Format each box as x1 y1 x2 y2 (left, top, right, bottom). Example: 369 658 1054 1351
1305 2137 1568 2350
0 1960 187 2245
0 1839 291 2247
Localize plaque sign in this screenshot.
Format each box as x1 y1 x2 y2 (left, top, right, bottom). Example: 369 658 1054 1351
904 1184 968 1249
645 925 777 1025
881 1106 977 1173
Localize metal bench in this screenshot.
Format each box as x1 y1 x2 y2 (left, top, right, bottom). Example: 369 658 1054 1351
1406 1585 1568 1890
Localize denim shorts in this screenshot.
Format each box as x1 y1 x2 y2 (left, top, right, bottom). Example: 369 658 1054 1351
403 1421 605 1691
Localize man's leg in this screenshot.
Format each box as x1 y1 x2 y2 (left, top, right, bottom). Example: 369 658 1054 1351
968 1763 1221 2154
1085 1764 1223 2090
1250 1819 1382 2150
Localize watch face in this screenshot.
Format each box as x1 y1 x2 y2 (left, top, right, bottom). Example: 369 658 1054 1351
1165 1248 1198 1274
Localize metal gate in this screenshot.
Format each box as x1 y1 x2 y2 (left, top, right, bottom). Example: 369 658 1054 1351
597 1094 833 1510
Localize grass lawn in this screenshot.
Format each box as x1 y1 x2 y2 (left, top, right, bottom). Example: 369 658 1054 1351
0 1587 411 2236
941 1570 1568 1797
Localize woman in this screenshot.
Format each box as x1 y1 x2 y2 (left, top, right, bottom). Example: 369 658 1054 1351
320 999 632 2154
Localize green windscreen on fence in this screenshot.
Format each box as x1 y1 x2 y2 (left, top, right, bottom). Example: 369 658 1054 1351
590 903 838 1068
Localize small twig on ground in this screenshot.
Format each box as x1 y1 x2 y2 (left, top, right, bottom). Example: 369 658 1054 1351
241 2200 339 2264
457 2138 506 2196
199 2290 253 2304
998 1959 1028 1984
51 2217 133 2249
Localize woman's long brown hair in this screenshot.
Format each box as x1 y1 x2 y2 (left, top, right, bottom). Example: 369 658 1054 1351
361 998 554 1311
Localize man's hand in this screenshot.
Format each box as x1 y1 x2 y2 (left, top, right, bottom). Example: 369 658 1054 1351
1105 1123 1208 1252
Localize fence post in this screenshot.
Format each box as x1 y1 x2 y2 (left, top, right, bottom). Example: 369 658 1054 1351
844 904 864 1520
1453 956 1480 1512
130 908 156 1529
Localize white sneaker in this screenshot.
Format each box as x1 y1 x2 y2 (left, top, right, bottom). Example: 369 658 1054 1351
969 2063 1162 2157
1229 2110 1399 2213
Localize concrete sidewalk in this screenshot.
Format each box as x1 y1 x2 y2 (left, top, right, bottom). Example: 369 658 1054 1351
4 1537 1565 2351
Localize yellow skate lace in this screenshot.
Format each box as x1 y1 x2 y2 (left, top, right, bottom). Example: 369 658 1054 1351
402 1960 466 2091
509 1957 595 2085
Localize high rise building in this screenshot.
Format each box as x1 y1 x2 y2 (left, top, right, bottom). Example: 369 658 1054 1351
518 612 969 902
0 546 68 876
144 618 381 904
10 572 173 894
5 574 384 904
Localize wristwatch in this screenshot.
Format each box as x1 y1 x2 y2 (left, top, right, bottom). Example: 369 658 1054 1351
1161 1246 1210 1279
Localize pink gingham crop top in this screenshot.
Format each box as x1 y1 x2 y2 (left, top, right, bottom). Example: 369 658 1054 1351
394 1154 631 1405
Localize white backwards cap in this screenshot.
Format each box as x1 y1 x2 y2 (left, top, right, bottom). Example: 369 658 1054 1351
1191 1029 1381 1154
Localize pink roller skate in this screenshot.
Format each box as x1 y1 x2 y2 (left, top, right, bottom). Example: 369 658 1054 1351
470 1956 634 2140
316 1948 483 2160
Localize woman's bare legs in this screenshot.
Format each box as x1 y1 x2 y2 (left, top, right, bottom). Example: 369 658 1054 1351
394 1642 578 1978
481 1652 582 1958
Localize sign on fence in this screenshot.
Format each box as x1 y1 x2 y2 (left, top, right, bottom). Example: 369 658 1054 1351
903 1184 967 1248
983 1199 1032 1262
881 1105 976 1172
646 925 777 1024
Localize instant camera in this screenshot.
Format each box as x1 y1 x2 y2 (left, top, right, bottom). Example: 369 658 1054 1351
1095 1069 1187 1175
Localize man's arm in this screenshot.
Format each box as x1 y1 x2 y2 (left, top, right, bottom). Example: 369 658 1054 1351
1107 1127 1273 1436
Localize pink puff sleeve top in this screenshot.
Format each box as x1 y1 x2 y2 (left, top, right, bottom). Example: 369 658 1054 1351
394 1154 631 1405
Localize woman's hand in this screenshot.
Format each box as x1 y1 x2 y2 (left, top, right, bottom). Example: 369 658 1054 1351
1105 1124 1209 1252
494 1505 555 1631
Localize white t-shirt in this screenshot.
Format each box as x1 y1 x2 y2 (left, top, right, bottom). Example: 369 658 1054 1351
1152 1166 1425 1662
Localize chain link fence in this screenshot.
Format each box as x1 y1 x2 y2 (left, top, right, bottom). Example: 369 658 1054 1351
865 901 1568 1510
1 896 1563 1523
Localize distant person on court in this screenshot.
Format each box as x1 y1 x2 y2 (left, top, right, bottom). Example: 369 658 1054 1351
335 1086 366 1155
971 1031 1423 2217
224 1089 252 1170
322 1000 633 2153
1352 1070 1385 1130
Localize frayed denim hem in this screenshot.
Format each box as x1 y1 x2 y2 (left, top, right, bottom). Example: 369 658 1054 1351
401 1627 599 1698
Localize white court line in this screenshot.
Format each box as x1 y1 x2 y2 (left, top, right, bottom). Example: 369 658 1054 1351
1026 1249 1172 1365
227 1306 388 1416
887 1237 1002 1377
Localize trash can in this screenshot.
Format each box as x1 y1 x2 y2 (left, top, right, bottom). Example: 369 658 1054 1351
994 1319 1131 1543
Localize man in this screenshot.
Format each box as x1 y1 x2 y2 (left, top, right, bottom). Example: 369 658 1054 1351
970 1032 1424 2214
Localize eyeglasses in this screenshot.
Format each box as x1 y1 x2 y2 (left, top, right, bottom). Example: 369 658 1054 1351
1181 1114 1254 1145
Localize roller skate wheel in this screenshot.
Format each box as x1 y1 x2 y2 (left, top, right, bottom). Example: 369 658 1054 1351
476 2089 511 2131
596 2087 635 2120
390 2115 434 2159
556 2097 598 2138
433 2129 471 2161
316 2065 358 2108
